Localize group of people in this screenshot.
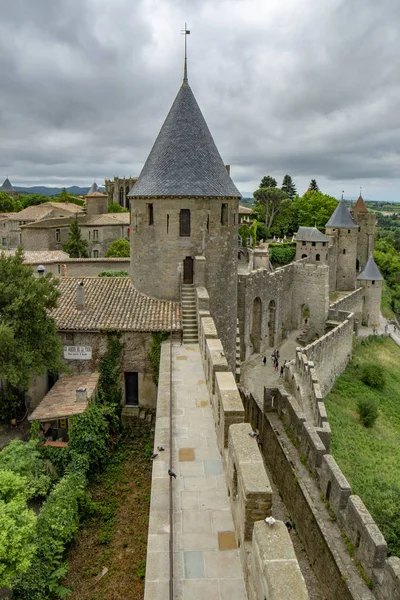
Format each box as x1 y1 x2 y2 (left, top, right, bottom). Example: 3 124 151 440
263 351 286 378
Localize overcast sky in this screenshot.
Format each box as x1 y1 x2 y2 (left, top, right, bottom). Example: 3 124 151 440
0 0 399 200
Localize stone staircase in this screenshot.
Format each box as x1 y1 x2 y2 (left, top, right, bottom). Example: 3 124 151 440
181 284 198 344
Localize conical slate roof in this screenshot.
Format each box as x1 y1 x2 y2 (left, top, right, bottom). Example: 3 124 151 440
325 199 358 229
357 255 383 281
0 177 15 192
88 182 99 194
353 194 368 213
129 80 240 198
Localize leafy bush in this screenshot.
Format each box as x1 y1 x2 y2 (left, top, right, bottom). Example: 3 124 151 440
269 243 296 264
357 397 379 428
68 405 110 474
361 364 385 389
98 269 129 277
107 202 129 213
0 440 52 498
105 238 130 257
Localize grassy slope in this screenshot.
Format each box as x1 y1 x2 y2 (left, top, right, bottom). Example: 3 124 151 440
324 337 400 556
381 280 397 320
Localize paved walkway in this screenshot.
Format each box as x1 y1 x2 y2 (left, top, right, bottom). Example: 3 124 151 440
146 343 247 600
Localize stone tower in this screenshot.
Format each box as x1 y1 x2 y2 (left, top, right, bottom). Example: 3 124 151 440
325 199 358 291
128 67 241 369
357 255 383 326
351 194 376 272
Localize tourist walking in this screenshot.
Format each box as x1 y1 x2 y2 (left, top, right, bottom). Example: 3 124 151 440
263 356 267 366
280 365 284 378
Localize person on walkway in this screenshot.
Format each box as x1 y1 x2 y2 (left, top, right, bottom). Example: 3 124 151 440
274 359 279 372
385 324 389 335
263 356 267 366
280 365 284 378
277 350 280 360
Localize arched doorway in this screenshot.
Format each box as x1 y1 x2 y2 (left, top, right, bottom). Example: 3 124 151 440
268 300 276 347
251 297 262 353
356 258 360 272
183 257 194 284
302 254 307 259
301 304 310 327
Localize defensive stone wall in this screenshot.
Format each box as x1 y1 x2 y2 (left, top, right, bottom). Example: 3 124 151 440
196 288 309 599
329 287 363 320
237 258 329 361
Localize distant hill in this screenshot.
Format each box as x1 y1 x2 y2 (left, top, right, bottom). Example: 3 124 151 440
14 186 105 196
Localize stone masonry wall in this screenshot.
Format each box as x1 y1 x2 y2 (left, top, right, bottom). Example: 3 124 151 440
329 287 363 320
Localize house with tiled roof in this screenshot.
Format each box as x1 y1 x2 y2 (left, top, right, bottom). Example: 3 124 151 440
20 212 130 257
0 202 83 249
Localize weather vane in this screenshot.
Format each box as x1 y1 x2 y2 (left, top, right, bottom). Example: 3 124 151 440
181 23 190 83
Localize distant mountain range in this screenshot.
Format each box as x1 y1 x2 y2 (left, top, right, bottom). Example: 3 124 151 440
14 186 105 196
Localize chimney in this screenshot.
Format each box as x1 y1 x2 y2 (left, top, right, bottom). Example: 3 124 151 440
225 164 231 175
76 281 84 309
76 387 87 402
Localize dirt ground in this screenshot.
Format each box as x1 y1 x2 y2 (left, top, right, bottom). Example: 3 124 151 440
64 429 153 600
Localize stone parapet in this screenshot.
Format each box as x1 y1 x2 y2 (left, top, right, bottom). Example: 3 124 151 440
215 371 245 451
227 423 272 542
249 520 309 600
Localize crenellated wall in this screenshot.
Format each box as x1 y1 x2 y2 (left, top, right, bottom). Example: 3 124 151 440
329 287 363 320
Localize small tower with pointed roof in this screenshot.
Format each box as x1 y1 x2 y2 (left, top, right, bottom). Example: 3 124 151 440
357 254 383 326
0 177 17 197
325 199 358 291
128 50 241 369
351 193 376 272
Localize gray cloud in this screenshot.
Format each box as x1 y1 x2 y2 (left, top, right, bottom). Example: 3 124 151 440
0 0 399 200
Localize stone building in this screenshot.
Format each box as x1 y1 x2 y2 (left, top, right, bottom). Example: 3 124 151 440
0 202 83 248
25 277 180 413
128 67 241 369
357 254 383 326
20 212 130 257
351 194 376 272
325 199 359 292
84 190 108 216
295 227 329 263
105 176 137 209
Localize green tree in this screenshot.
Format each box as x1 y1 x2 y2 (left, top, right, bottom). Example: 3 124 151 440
0 248 63 402
20 194 48 208
292 191 338 230
0 440 51 499
63 216 88 258
281 175 297 199
253 187 288 229
0 192 22 213
309 178 320 192
0 470 37 587
259 175 277 188
57 188 70 203
107 202 129 213
98 270 129 277
105 238 130 258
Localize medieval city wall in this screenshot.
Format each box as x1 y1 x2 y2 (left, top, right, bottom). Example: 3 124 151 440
237 259 329 361
329 287 363 320
195 288 309 599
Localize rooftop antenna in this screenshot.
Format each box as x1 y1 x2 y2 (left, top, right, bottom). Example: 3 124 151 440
181 23 190 84
341 190 344 200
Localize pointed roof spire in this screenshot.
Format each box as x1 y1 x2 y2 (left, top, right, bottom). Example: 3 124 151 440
326 199 358 229
182 24 190 85
129 65 240 198
0 177 15 193
88 181 99 194
357 254 383 281
353 193 368 213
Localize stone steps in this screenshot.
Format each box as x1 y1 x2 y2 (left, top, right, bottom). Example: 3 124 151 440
181 283 198 343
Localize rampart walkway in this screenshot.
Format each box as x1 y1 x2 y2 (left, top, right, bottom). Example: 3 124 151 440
145 343 247 600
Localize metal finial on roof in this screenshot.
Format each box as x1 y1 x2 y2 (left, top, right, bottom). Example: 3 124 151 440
181 23 190 84
341 190 344 200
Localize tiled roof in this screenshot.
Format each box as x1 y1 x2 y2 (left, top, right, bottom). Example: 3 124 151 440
82 213 130 226
325 199 358 229
353 195 368 213
0 178 15 192
20 216 74 229
0 249 69 263
129 81 240 198
28 373 99 421
295 227 327 242
0 212 18 221
50 277 180 331
357 255 383 281
238 205 253 214
9 202 83 222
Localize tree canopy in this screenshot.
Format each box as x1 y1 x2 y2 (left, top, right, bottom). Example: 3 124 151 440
0 248 63 396
105 238 130 258
63 216 88 258
0 192 22 213
20 194 48 209
281 175 297 199
253 187 288 229
292 190 338 229
309 178 320 192
259 175 277 188
0 470 37 588
107 202 129 213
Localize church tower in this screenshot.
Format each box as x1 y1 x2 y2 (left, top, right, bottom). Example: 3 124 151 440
325 199 358 291
351 194 376 272
128 61 240 369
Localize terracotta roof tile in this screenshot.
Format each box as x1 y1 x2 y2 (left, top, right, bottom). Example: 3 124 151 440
50 277 180 332
1 249 69 263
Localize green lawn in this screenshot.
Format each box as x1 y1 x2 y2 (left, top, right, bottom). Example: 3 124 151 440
324 337 400 556
381 280 397 320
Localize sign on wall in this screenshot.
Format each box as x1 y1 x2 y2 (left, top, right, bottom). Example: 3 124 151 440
63 346 92 360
